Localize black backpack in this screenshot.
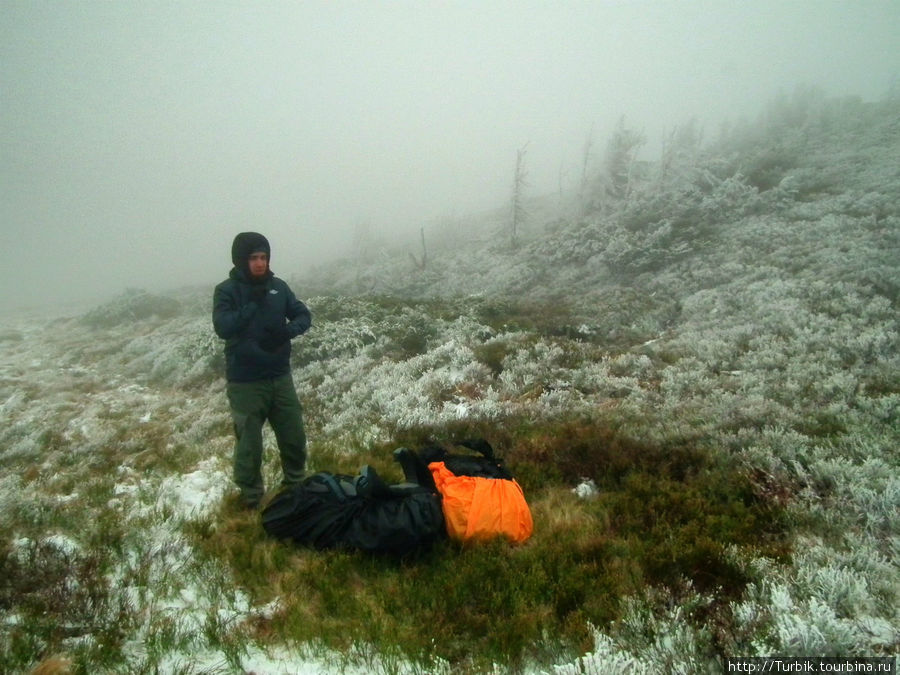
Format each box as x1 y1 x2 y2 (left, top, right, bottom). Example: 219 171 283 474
260 449 445 557
419 438 514 480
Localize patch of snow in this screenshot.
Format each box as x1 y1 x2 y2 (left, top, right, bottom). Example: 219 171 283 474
155 457 231 521
114 483 138 496
572 479 600 500
45 533 82 556
0 390 26 415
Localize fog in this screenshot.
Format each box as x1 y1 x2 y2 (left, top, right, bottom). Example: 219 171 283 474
2 1 898 314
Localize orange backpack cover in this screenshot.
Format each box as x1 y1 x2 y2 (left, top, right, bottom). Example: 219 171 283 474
428 461 533 544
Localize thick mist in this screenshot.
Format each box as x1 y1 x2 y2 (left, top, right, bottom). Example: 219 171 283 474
2 1 898 314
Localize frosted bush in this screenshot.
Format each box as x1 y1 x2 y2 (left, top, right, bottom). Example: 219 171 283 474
554 596 716 675
773 598 858 655
608 353 654 378
567 360 641 399
2 96 898 671
81 288 181 328
315 337 500 441
0 389 26 416
699 173 762 221
552 632 654 674
498 340 569 393
658 358 715 399
797 563 875 617
731 535 899 656
734 428 820 482
298 315 377 363
176 405 232 445
537 222 605 265
658 254 898 437
805 457 900 535
0 474 24 524
119 316 220 386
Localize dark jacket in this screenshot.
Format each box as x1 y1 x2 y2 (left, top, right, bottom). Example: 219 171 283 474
213 268 312 382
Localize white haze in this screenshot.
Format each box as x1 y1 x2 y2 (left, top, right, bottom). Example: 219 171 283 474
1 0 898 313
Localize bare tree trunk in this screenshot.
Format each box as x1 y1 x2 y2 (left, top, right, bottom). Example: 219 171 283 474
579 125 594 215
409 226 428 271
511 143 529 247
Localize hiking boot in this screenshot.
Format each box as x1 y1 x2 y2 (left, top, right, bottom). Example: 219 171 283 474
225 491 260 511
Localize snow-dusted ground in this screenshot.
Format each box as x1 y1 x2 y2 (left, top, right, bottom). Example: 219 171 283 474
0 305 461 673
2 96 899 672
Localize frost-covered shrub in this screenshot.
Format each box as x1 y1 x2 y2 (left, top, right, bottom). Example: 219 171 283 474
775 166 843 202
565 355 642 400
554 593 717 675
311 336 500 444
739 143 802 192
1 94 898 672
535 220 606 265
0 330 23 343
805 457 900 536
295 314 377 365
656 252 898 439
118 316 221 387
498 339 569 393
730 539 899 656
471 336 515 376
0 474 25 525
560 169 764 278
81 288 181 328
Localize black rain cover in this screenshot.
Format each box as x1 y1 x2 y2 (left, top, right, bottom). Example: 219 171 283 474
260 470 445 557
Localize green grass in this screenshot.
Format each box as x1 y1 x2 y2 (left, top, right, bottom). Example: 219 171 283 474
192 414 790 673
0 532 135 672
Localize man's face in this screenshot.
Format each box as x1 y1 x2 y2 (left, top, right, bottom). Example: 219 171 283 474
248 251 269 279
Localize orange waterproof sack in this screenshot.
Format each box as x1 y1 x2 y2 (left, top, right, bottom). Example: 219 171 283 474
422 439 533 545
428 462 533 544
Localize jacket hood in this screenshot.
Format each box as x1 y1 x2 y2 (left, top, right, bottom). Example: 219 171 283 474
231 232 270 265
231 232 271 279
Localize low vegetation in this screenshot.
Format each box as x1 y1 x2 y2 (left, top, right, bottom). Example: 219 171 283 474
195 415 788 673
1 91 897 672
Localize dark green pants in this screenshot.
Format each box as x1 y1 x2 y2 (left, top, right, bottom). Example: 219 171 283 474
226 374 307 505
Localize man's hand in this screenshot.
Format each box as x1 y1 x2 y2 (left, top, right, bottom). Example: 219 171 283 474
259 325 291 352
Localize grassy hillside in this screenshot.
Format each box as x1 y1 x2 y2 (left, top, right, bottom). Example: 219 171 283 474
1 93 897 673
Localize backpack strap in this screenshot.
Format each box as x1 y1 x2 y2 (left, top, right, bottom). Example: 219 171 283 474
393 448 437 491
355 465 393 499
458 438 496 461
420 439 514 480
318 473 350 502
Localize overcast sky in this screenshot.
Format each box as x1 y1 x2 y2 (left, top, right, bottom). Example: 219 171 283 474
2 1 898 313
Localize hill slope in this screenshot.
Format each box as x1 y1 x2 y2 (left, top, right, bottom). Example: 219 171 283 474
1 95 898 672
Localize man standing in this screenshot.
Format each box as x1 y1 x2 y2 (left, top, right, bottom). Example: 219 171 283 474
213 232 312 509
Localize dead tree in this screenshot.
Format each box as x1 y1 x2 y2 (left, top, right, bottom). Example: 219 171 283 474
578 125 594 215
409 226 427 271
511 143 529 247
604 116 645 201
